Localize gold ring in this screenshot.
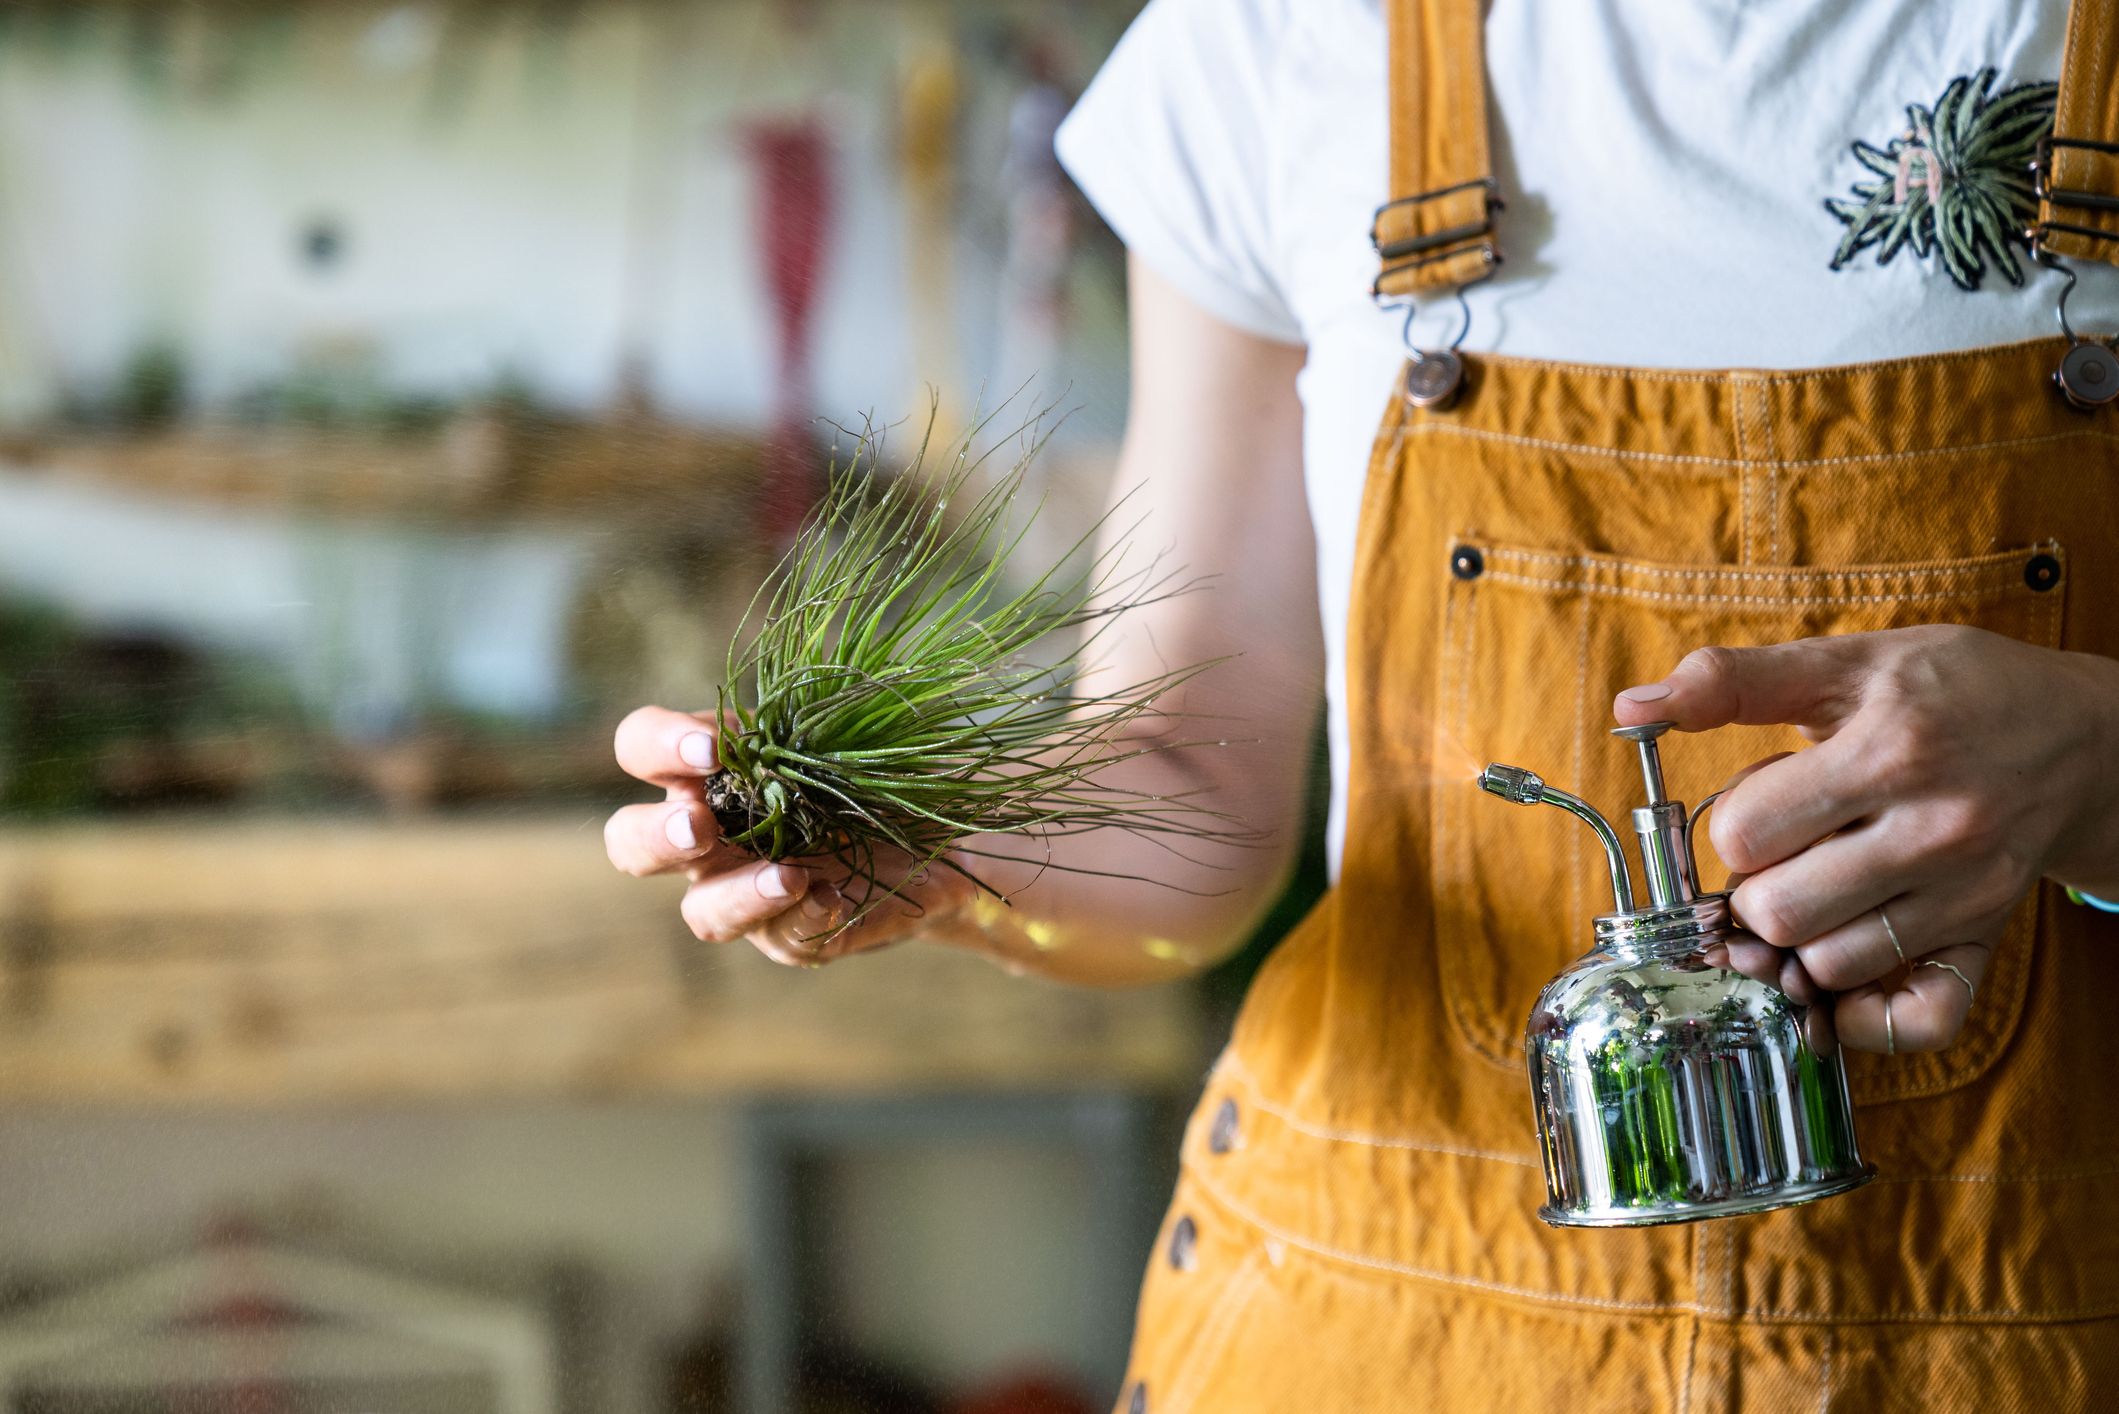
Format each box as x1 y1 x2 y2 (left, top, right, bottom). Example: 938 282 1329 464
1919 958 1976 1006
1879 907 1907 966
1883 991 1897 1056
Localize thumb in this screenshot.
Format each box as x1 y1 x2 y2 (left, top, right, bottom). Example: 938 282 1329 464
1611 640 1865 734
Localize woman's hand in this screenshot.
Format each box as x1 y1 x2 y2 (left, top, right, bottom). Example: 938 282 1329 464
603 705 974 967
602 259 1321 987
1614 625 2119 1054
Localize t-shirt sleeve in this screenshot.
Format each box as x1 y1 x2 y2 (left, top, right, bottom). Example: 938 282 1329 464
1056 0 1303 346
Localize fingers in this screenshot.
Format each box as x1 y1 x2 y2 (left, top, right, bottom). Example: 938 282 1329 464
749 885 852 966
1713 931 1827 1006
1728 824 1914 952
1833 941 1991 1054
614 705 720 787
1708 743 1867 875
1790 883 2013 993
679 859 811 943
1613 639 1866 736
752 866 979 967
1779 951 1826 1007
604 797 719 878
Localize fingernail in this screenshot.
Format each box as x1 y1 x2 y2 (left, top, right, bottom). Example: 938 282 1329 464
1617 683 1673 704
679 732 716 770
757 865 803 901
665 809 697 851
798 890 838 926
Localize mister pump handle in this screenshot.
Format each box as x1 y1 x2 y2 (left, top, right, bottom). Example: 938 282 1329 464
1610 722 1699 909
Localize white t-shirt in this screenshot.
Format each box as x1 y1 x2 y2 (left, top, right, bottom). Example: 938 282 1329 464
1056 0 2119 875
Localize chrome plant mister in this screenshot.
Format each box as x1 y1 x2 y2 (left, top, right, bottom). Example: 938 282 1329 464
1480 723 1874 1227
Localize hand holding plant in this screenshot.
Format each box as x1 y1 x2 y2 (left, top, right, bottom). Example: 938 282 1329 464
605 409 1243 967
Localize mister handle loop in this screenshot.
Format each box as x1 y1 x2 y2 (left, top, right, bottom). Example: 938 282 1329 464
1683 789 1727 892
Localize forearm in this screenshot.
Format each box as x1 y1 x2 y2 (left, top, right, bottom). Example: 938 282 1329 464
929 724 1315 986
922 253 1321 986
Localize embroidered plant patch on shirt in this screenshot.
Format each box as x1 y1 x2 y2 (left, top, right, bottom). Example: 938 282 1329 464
1826 69 2056 291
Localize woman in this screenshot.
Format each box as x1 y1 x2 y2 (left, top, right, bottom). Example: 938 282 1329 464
607 0 2119 1405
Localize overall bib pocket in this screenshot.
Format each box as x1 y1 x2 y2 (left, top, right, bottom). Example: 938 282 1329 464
1430 539 2066 1103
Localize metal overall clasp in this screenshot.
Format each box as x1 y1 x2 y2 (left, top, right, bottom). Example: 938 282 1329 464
2029 134 2119 410
1393 282 1488 410
1370 178 1502 410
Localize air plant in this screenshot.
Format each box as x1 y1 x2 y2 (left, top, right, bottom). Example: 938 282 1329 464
1826 68 2057 290
707 406 1240 940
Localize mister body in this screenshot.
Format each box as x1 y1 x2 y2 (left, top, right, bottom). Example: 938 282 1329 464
1483 724 1873 1227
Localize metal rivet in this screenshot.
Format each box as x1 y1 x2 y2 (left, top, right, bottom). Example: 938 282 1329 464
2025 552 2062 593
2057 341 2119 408
1128 1381 1148 1414
1450 545 1485 581
1168 1215 1198 1271
1403 350 1465 410
1208 1097 1239 1154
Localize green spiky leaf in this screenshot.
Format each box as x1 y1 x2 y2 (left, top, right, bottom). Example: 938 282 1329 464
708 404 1246 939
1825 68 2056 291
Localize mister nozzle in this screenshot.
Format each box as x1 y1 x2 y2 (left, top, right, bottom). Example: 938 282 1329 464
1480 764 1546 805
1476 762 1637 913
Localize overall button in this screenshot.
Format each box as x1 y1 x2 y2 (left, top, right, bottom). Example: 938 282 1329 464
1208 1097 1240 1153
1127 1381 1148 1414
1167 1215 1199 1271
2024 552 2062 592
1449 545 1485 581
2057 340 2119 408
1403 349 1464 409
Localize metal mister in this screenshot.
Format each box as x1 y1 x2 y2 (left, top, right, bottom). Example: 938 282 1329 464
1480 722 1874 1227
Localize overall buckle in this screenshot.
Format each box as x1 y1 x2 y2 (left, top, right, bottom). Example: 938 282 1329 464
2030 134 2119 249
1369 177 1503 299
2026 137 2119 409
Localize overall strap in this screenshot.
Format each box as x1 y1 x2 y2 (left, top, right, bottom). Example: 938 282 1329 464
2036 0 2119 266
1371 0 1499 298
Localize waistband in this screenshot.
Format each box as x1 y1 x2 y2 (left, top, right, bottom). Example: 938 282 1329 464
1408 337 2115 470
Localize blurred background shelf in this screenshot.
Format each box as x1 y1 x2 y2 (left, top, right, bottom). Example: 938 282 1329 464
0 418 770 524
0 0 1223 1405
0 816 1206 1105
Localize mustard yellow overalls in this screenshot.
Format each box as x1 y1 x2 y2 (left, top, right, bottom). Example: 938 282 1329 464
1119 1 2119 1407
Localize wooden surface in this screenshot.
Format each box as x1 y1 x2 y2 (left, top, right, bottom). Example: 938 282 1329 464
0 817 1205 1104
0 416 767 525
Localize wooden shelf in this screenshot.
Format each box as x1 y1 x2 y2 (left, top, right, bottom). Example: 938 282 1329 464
0 817 1204 1104
0 415 770 526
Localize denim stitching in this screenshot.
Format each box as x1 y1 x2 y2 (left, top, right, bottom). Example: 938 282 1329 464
1732 372 1754 564
1443 564 1516 1066
1216 1051 1539 1165
1189 1152 2119 1322
1760 382 1784 562
1407 420 2119 472
1484 544 2037 583
1450 337 2069 385
1690 1225 1711 1334
1478 568 2033 608
1186 1155 1692 1315
1679 1313 1699 1412
1571 595 1589 936
1217 1049 2119 1182
1162 1247 1268 1412
1725 1221 1737 1323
